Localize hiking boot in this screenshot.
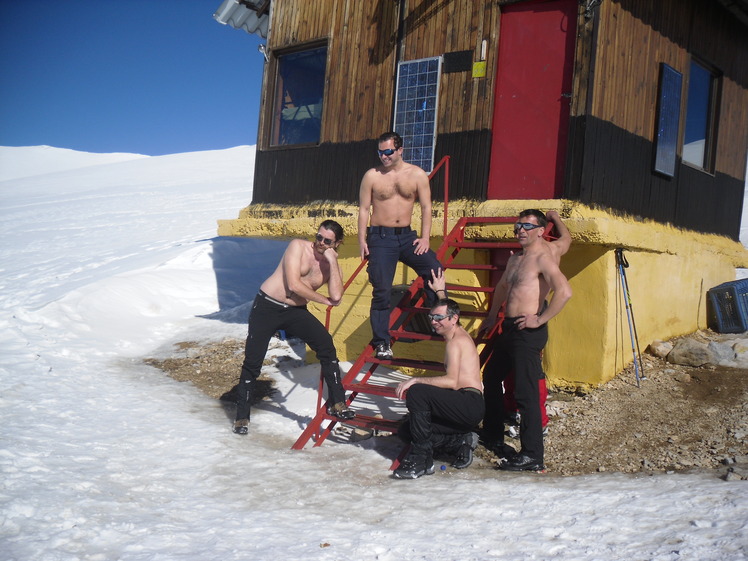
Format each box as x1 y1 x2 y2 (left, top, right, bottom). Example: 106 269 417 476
232 419 249 435
497 453 545 472
452 432 479 469
480 433 518 461
393 455 435 479
374 342 393 360
326 402 355 420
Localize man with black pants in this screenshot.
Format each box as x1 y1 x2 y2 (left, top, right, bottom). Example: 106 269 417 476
233 220 354 435
358 131 443 360
393 291 485 479
479 209 572 471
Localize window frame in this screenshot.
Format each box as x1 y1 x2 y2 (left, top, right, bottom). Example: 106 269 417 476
267 41 329 148
681 57 721 174
392 56 442 173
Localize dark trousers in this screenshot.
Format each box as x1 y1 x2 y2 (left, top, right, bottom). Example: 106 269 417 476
366 226 442 345
483 319 548 461
235 293 345 421
400 384 485 457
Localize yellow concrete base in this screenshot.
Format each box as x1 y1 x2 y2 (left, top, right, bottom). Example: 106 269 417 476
218 199 748 389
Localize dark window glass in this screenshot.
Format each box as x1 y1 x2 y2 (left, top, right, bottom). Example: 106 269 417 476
270 46 327 146
683 60 718 170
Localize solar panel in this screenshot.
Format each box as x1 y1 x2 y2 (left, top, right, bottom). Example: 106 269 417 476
393 56 442 172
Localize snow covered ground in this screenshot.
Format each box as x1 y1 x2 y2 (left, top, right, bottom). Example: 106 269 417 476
1 146 746 561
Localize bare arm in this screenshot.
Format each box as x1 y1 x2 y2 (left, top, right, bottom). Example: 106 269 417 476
521 255 572 329
546 210 571 259
479 267 510 335
396 338 462 399
413 172 433 255
283 241 336 306
427 268 447 299
324 248 344 306
358 173 374 260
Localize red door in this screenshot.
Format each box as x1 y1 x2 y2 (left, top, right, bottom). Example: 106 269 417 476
486 0 577 200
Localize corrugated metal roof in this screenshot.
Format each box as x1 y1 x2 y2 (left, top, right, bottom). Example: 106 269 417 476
213 0 269 38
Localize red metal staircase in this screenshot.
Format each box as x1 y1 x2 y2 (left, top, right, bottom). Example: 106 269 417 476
291 216 523 456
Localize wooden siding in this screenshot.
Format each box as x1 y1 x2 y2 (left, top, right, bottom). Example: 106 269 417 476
252 130 491 204
572 0 748 239
257 0 501 150
590 0 748 180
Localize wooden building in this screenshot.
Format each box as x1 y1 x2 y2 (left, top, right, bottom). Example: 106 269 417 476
215 0 748 239
213 0 748 388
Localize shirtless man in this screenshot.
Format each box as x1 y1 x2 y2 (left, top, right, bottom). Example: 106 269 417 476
480 209 572 471
492 210 570 434
358 131 442 360
393 296 485 479
233 220 353 435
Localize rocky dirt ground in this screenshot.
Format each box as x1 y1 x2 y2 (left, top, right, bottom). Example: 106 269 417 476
144 330 748 480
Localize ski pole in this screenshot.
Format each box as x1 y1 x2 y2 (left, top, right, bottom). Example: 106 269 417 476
617 249 646 382
615 248 643 387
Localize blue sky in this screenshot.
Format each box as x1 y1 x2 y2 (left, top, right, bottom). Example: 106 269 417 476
0 0 265 156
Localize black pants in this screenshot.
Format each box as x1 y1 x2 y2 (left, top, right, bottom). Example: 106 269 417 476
483 319 548 462
399 384 485 456
235 293 345 421
366 226 442 345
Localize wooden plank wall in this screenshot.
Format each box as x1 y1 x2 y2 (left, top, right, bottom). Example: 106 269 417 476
258 0 501 150
577 0 748 239
591 0 748 181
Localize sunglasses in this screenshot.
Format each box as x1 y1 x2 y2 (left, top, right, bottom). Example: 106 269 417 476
315 233 336 246
377 148 397 156
428 313 452 322
513 222 543 234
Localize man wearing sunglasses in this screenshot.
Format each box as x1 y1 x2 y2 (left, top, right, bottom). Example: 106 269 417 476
479 209 572 472
358 131 443 361
233 220 354 435
392 296 485 479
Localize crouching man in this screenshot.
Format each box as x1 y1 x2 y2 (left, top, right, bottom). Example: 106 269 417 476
393 295 485 479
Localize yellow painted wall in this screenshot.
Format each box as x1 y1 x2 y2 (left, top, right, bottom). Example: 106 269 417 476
218 200 748 389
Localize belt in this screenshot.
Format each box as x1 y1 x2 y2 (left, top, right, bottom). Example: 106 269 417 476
368 225 412 235
463 387 483 395
258 290 290 308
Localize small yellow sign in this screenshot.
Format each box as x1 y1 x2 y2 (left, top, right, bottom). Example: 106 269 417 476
472 61 486 78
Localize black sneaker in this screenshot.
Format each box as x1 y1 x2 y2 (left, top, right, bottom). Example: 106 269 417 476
393 456 435 479
497 453 545 472
480 434 518 462
374 343 393 360
452 432 479 469
326 402 355 420
232 419 249 435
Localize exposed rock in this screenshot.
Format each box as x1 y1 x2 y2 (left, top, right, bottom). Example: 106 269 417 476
667 338 714 367
647 340 673 359
708 341 737 365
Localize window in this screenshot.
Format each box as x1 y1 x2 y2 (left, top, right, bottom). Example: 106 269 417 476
683 60 720 171
270 45 327 146
393 57 442 172
653 64 682 177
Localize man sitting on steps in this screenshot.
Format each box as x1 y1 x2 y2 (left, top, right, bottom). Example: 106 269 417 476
392 271 485 479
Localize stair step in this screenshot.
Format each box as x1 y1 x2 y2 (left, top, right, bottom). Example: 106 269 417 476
448 241 520 250
325 412 401 433
445 263 498 271
390 330 439 342
346 382 397 397
369 357 446 371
